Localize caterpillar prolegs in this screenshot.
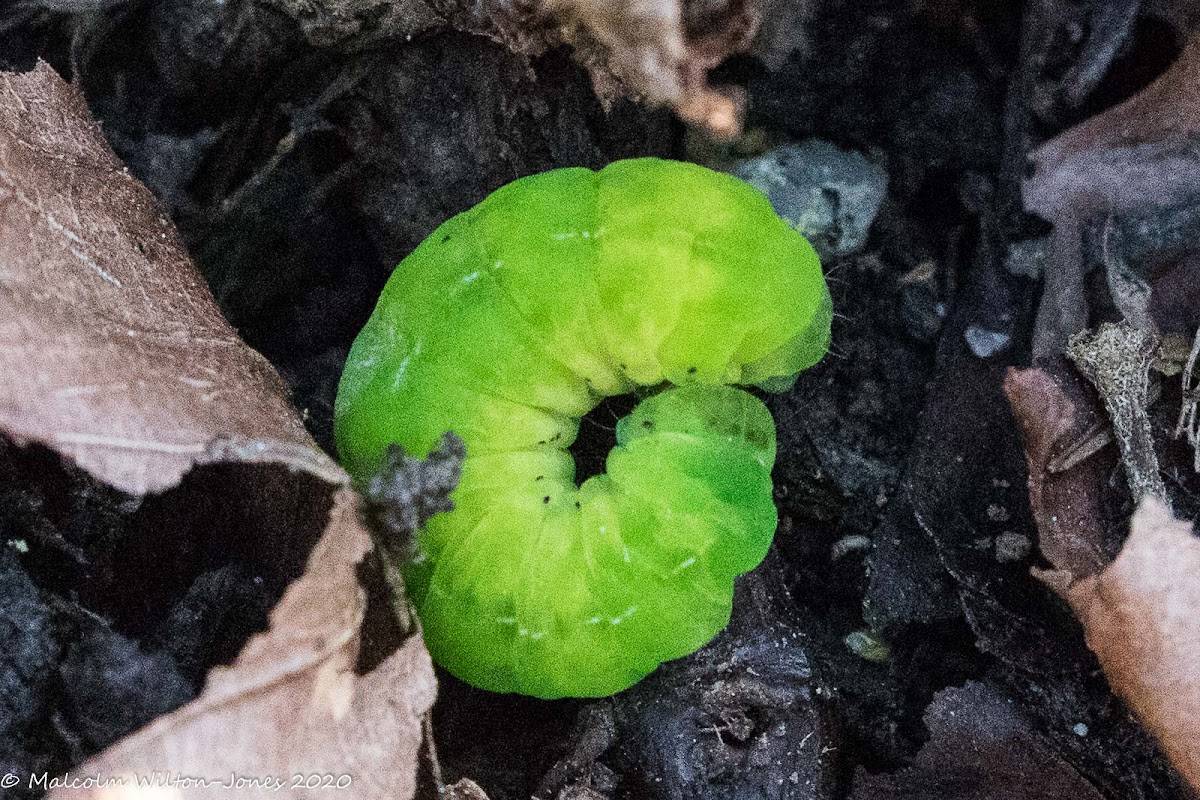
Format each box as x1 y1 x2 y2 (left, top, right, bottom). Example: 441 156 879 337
335 158 831 698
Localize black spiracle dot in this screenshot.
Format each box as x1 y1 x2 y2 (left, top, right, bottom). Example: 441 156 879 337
543 496 551 504
687 366 698 374
441 234 451 243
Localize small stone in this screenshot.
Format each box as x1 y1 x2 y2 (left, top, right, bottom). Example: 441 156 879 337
986 503 1010 522
1072 722 1089 737
830 534 872 562
1005 238 1048 279
899 260 945 342
965 325 1012 358
736 141 887 260
844 630 890 662
995 532 1032 563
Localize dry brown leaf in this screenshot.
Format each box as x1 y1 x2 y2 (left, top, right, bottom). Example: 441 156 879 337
1006 362 1200 790
0 63 317 496
1003 364 1113 582
0 63 435 798
1063 498 1200 793
450 0 763 138
1023 34 1200 357
52 488 436 800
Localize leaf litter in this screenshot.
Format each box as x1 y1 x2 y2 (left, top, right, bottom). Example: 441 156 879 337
1010 29 1200 793
0 63 436 799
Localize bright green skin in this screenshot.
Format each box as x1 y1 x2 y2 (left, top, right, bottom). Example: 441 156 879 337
335 158 830 699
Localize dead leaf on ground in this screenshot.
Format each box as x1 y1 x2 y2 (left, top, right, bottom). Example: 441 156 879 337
0 63 435 798
1003 364 1116 584
1005 361 1200 791
0 66 318 496
850 681 1104 800
1023 33 1200 357
1006 366 1200 790
1062 498 1200 793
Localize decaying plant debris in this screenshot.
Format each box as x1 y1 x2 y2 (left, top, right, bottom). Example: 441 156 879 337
4 0 1200 799
248 0 768 138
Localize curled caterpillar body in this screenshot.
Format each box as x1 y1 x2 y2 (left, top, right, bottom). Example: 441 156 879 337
336 158 831 698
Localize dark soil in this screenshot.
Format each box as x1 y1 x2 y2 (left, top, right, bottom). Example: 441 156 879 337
1 1 1197 798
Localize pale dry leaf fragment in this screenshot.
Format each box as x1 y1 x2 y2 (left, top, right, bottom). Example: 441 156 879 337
0 63 435 799
1064 499 1200 793
542 0 760 139
441 778 491 800
51 489 436 800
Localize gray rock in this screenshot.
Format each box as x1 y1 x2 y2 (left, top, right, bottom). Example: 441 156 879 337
736 141 887 260
964 325 1012 359
1004 238 1048 279
994 532 1032 564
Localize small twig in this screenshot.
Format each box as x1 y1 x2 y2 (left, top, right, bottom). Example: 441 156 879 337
1174 327 1200 472
423 713 446 791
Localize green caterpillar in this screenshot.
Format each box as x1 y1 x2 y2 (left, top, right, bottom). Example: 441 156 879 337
336 158 831 699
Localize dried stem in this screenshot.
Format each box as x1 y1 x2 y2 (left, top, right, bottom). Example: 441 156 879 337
1173 327 1200 472
1067 322 1167 505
